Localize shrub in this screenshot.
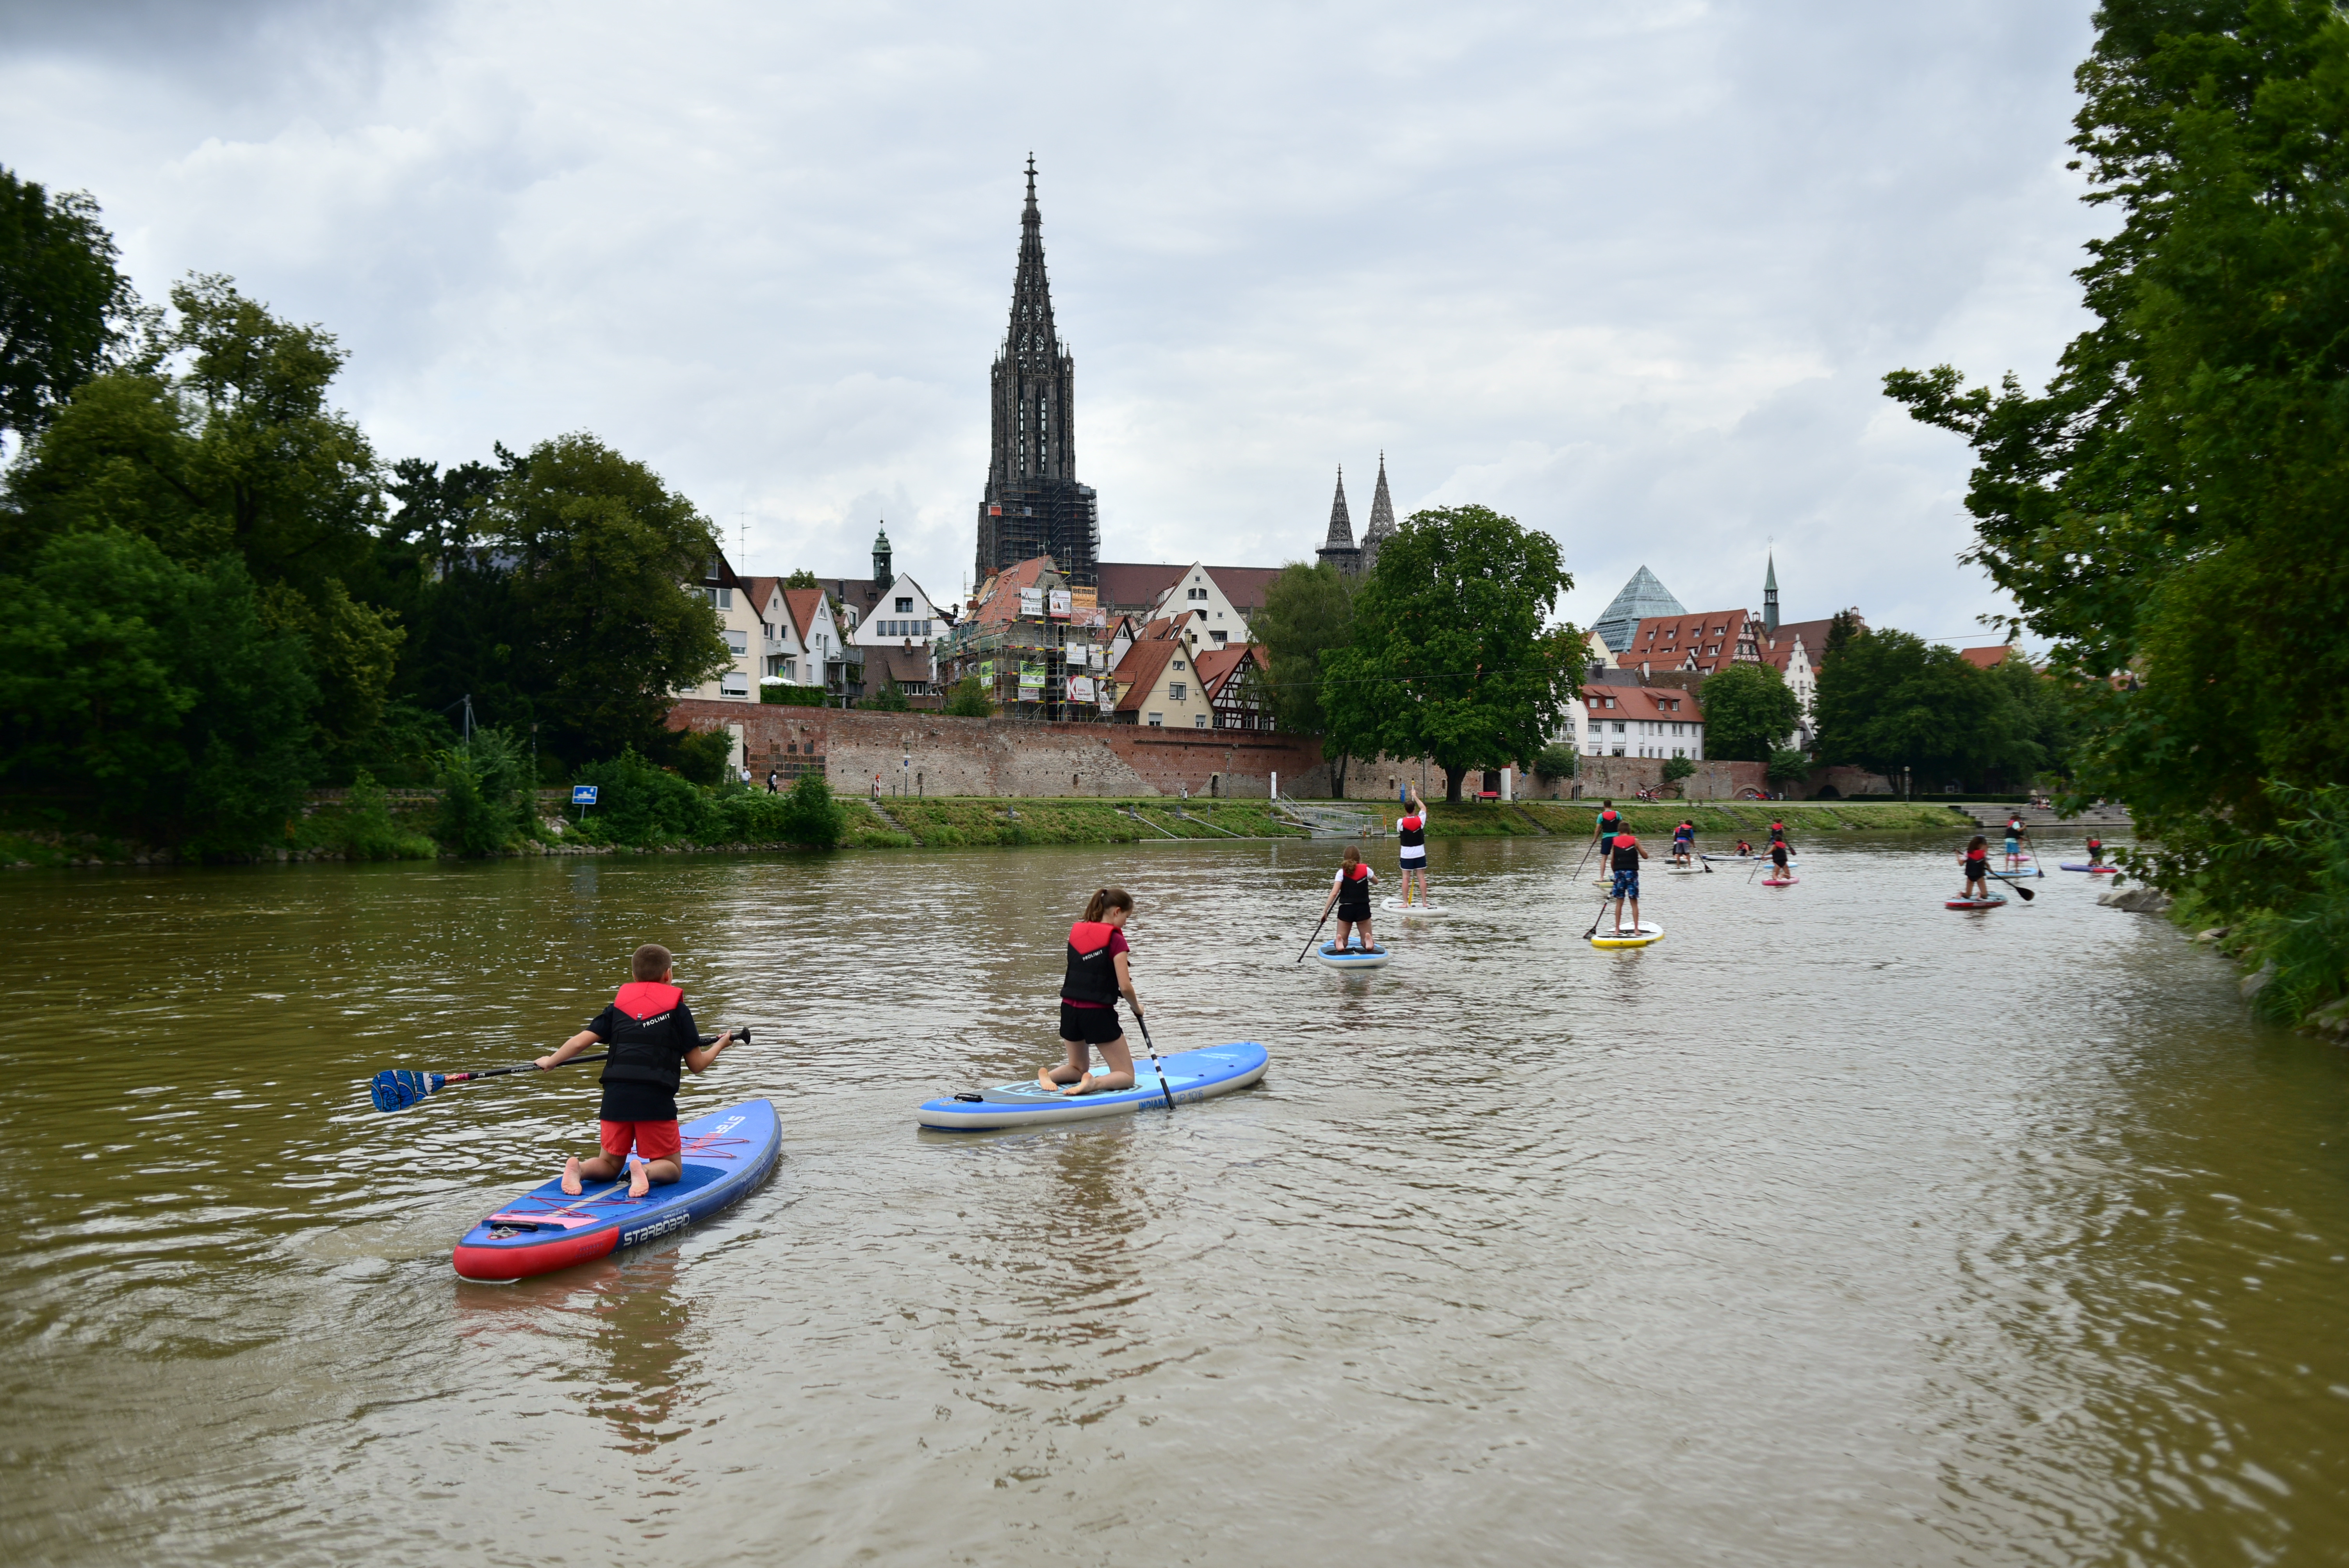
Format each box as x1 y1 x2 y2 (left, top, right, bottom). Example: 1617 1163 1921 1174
717 789 797 841
1533 743 1578 782
335 769 436 859
571 746 717 847
779 770 845 847
863 678 911 712
944 676 994 718
1661 755 1695 784
435 727 531 856
761 681 828 706
1766 748 1813 788
672 726 734 786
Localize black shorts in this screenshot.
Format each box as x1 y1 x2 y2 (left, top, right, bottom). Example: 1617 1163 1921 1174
1059 1002 1124 1045
1337 902 1372 923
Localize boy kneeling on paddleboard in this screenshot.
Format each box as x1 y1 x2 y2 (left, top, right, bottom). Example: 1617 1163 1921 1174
1044 888 1146 1097
536 943 735 1197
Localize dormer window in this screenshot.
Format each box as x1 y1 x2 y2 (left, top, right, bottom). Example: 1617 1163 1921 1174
895 597 913 613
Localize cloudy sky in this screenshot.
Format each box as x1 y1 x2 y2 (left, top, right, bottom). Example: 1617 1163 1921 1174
1 0 2104 644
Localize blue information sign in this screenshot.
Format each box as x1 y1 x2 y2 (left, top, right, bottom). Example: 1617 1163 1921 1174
572 785 599 805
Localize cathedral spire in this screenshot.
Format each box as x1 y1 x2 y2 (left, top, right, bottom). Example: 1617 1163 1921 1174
1360 451 1397 573
1317 466 1362 574
1763 550 1780 636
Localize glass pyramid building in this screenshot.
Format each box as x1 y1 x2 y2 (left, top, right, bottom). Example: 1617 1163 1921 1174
1591 565 1686 654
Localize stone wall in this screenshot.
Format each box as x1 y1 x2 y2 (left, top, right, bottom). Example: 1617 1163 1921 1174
669 701 1330 798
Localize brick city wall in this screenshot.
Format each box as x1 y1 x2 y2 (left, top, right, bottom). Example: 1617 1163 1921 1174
669 701 1331 798
1543 756 1895 802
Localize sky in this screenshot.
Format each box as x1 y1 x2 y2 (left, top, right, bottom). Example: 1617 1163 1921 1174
0 0 2107 647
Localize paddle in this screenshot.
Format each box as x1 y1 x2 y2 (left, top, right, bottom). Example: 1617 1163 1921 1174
369 1030 749 1113
1296 902 1335 963
1986 868 2037 902
1132 1011 1177 1112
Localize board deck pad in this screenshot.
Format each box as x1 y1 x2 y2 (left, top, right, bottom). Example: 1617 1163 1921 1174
1380 896 1450 912
451 1098 781 1283
916 1042 1269 1130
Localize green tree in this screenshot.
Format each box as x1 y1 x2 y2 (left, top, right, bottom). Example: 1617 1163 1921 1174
1813 628 1992 792
863 676 911 711
944 675 994 718
0 527 315 854
1533 742 1578 782
1319 505 1578 803
1253 561 1357 788
480 433 729 765
1766 747 1813 789
1695 662 1802 761
2 276 401 752
1882 0 2349 911
0 168 139 438
1661 755 1694 787
434 726 531 856
779 769 845 848
782 568 819 590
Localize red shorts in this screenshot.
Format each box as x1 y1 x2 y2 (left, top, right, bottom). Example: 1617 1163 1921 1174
599 1119 681 1161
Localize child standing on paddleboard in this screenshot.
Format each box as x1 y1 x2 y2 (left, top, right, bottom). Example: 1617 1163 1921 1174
1396 791 1431 907
2005 811 2028 870
2086 834 2106 867
1319 846 1379 952
1672 820 1695 866
1043 887 1146 1097
536 944 734 1198
1607 830 1649 934
1959 835 1993 902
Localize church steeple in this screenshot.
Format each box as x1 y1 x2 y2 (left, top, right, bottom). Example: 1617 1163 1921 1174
1360 451 1397 574
1317 466 1361 574
873 522 893 587
1763 551 1780 636
975 157 1098 587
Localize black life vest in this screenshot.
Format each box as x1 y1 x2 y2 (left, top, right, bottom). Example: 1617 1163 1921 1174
1769 823 1786 843
2008 817 2025 837
598 982 688 1092
1062 921 1122 1005
1597 811 1620 836
1399 813 1426 849
1335 862 1374 912
1610 834 1641 871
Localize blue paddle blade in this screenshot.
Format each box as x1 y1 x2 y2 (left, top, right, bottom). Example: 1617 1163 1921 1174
369 1069 438 1113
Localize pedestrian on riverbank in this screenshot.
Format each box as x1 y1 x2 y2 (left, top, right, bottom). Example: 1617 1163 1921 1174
1397 791 1432 907
535 943 735 1199
1319 846 1379 953
1041 887 1144 1098
1607 829 1649 934
766 768 780 794
1960 836 1993 901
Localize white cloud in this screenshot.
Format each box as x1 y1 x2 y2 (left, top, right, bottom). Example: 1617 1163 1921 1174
0 0 2103 645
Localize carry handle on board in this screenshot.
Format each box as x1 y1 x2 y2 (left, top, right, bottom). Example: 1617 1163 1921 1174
369 1028 752 1113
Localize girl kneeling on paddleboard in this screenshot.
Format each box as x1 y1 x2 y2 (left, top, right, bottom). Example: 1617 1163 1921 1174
1043 888 1146 1098
1959 836 1992 902
1321 847 1379 953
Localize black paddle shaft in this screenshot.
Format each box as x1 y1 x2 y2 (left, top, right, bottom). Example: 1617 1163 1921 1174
440 1028 750 1084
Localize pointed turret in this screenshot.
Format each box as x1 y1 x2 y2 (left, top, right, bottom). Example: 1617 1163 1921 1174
874 522 893 587
1763 551 1779 637
1360 451 1397 574
1317 466 1361 574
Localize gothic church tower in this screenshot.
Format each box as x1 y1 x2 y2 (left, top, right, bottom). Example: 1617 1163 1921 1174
975 159 1099 588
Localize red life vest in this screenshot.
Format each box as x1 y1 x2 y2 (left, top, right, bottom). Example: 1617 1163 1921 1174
1062 921 1122 1005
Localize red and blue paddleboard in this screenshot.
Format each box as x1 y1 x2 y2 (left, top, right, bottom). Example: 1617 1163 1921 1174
452 1098 781 1282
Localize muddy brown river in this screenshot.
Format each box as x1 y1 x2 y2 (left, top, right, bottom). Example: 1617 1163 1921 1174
4 833 2346 1566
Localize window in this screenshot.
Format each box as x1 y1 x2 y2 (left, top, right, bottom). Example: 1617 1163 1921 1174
718 586 733 609
1611 721 1625 733
1194 713 1208 728
720 673 750 698
1169 682 1187 701
1148 713 1164 727
725 630 748 655
1188 587 1207 601
1173 659 1186 670
895 597 913 613
1210 630 1229 645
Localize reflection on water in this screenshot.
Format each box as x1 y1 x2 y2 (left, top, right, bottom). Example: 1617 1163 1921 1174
4 835 2348 1565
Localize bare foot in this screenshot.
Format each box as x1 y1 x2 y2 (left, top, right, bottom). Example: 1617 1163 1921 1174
626 1158 651 1198
1060 1075 1096 1097
561 1156 583 1196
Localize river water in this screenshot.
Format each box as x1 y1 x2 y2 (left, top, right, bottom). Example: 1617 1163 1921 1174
4 833 2347 1566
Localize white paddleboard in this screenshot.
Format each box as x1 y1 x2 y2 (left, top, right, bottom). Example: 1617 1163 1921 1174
1380 896 1450 914
1590 921 1664 949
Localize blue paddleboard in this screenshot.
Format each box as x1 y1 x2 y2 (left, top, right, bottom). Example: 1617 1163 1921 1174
916 1042 1269 1130
452 1098 781 1281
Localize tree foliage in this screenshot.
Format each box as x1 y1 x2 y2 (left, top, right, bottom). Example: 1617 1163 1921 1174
1319 505 1579 803
0 169 139 440
1814 629 2069 791
1882 0 2349 909
1253 561 1357 786
944 676 994 718
1695 662 1802 762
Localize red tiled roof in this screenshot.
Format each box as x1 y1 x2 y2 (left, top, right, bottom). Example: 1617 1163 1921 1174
970 556 1062 627
1582 684 1704 723
1958 644 2016 670
1110 639 1181 712
1193 643 1265 698
781 587 827 643
1757 615 1855 673
1622 609 1756 675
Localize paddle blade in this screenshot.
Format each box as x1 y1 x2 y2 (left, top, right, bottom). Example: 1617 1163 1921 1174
369 1069 441 1114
